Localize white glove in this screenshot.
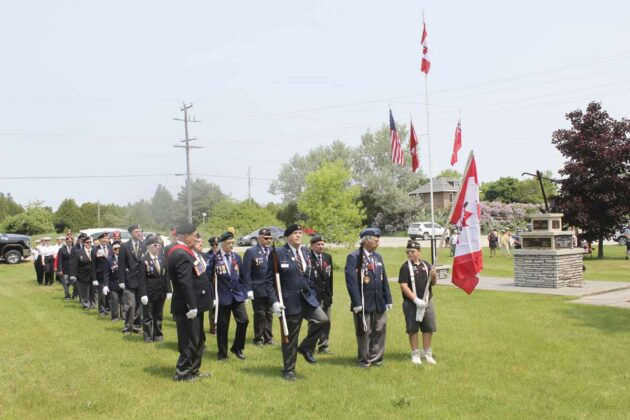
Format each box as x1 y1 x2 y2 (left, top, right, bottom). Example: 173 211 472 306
413 298 427 309
244 299 250 305
141 295 149 306
386 304 393 311
70 276 76 281
119 282 126 290
102 286 109 296
186 308 198 319
166 293 172 300
352 305 363 314
272 301 285 316
92 280 98 286
247 291 254 300
212 299 217 308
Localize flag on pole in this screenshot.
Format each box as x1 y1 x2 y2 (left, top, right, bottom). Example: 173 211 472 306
448 152 482 294
409 119 420 172
450 119 462 166
390 109 404 165
421 20 431 74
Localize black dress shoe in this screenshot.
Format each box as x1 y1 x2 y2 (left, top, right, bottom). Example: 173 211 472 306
154 336 164 342
122 328 131 336
264 340 276 346
298 348 317 364
253 340 264 347
282 371 296 382
132 326 142 334
172 374 196 382
217 356 228 362
230 349 246 360
144 338 154 343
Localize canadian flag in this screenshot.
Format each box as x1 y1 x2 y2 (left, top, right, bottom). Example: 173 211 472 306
448 152 483 294
420 20 430 74
409 119 420 172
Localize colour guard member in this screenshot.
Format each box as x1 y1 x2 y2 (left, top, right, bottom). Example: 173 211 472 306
138 236 171 342
169 223 211 381
344 228 393 368
92 232 112 316
118 224 146 335
32 239 43 285
242 228 274 346
70 235 97 309
103 241 124 321
209 231 250 361
191 235 213 350
53 237 64 284
57 235 75 300
265 224 329 381
309 234 334 354
397 240 438 365
40 237 55 286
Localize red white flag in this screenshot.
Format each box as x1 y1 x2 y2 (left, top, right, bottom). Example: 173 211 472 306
421 20 431 74
409 119 420 172
450 119 462 166
448 152 483 294
390 109 404 165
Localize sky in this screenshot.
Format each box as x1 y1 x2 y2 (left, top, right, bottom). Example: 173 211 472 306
2 0 629 211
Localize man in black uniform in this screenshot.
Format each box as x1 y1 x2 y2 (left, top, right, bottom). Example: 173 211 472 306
309 234 334 354
92 232 112 317
118 224 146 335
242 228 274 346
265 224 329 381
70 236 97 309
169 223 211 381
103 241 124 321
57 235 75 300
139 236 171 342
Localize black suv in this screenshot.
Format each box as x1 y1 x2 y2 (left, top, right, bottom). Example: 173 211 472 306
0 233 31 264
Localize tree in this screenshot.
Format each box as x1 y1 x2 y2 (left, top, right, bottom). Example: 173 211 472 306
54 199 84 233
0 193 24 224
80 202 99 228
3 206 54 235
151 185 176 230
480 177 519 203
436 169 462 179
297 160 365 245
513 171 559 205
176 179 228 225
552 101 630 258
203 199 283 238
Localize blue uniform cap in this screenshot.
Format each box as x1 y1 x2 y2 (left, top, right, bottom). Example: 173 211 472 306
360 228 381 238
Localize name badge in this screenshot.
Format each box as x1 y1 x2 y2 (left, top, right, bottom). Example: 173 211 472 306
280 263 289 269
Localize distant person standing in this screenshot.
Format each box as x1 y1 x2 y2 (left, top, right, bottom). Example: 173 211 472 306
103 241 124 321
625 227 630 260
500 230 511 256
449 231 459 257
40 237 55 286
118 224 147 335
32 239 43 285
57 235 75 300
309 234 334 355
70 236 96 309
92 232 112 317
138 236 170 342
488 229 498 258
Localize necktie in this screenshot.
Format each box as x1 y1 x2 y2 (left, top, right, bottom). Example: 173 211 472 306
153 257 160 272
103 245 108 257
86 248 91 261
318 254 323 266
296 248 304 274
133 241 138 256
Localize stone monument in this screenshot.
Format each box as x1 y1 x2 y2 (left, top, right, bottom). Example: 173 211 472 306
513 213 584 288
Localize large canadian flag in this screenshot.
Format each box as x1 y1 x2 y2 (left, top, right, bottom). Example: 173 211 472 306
448 152 483 294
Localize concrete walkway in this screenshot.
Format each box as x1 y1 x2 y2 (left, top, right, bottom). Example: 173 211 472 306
432 275 630 309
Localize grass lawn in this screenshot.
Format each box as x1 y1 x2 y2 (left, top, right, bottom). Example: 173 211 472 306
1 260 629 419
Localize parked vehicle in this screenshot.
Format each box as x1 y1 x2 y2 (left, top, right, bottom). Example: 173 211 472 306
237 226 285 246
80 228 131 243
0 233 31 264
612 226 629 246
407 222 445 241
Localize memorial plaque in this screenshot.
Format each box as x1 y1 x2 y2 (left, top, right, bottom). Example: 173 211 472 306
523 237 552 248
552 220 560 229
555 235 573 249
532 220 548 231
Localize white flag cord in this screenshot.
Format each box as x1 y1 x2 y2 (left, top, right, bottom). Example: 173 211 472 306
407 260 430 322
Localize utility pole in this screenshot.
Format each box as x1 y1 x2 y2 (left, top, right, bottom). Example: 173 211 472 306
247 166 252 205
173 103 202 223
97 200 101 227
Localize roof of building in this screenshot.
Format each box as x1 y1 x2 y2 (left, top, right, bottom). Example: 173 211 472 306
409 177 460 195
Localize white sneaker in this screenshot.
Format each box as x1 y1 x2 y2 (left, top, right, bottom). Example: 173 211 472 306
422 349 437 365
411 350 422 365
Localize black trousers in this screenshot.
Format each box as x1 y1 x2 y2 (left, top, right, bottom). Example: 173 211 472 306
142 297 165 341
217 301 249 358
174 312 206 379
283 305 329 374
77 281 97 309
252 296 274 344
96 276 108 314
43 256 54 285
35 261 44 285
109 290 123 320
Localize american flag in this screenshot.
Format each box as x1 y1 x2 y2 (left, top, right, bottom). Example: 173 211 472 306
410 119 420 172
421 20 431 74
390 109 404 165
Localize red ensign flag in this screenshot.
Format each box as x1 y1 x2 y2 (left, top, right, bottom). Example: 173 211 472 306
409 119 420 172
421 21 430 74
451 119 462 166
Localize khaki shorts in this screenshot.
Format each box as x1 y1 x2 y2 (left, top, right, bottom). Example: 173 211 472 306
402 299 436 334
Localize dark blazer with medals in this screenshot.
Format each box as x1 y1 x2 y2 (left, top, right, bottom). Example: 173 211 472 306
169 246 198 315
91 244 112 283
70 247 95 284
310 250 333 307
344 249 392 314
118 239 146 289
208 251 246 306
264 244 319 316
192 250 212 313
104 253 122 292
242 244 270 298
138 253 169 301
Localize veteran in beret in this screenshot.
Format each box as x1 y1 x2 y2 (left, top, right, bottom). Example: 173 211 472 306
118 224 146 335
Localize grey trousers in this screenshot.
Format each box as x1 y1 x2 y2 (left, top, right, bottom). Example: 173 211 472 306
109 290 123 320
354 311 387 365
283 305 329 374
308 303 331 351
122 288 142 330
77 281 97 309
61 274 73 299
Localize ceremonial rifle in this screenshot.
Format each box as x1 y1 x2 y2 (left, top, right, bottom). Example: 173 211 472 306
271 243 289 344
356 243 367 335
209 253 218 335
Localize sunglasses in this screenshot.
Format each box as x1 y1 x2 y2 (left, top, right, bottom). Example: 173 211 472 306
261 236 273 240
405 249 418 253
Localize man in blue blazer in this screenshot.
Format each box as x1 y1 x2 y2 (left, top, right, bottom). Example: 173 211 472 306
344 228 393 368
118 224 147 335
265 224 329 381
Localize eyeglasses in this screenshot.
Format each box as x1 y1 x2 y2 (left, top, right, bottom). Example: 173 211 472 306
405 249 417 254
261 237 273 240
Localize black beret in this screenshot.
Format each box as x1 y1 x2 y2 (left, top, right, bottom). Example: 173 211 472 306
128 224 142 234
360 227 381 238
97 232 109 239
259 228 271 237
77 232 88 240
146 236 160 246
406 240 421 250
284 224 302 237
112 241 122 248
310 234 324 244
208 236 220 245
219 231 234 242
176 223 197 235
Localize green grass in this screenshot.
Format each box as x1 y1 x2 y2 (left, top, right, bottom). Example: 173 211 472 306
328 245 629 282
1 261 630 419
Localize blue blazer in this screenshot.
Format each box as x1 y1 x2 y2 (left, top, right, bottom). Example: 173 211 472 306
265 244 319 316
242 244 270 298
208 251 246 306
344 248 392 313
